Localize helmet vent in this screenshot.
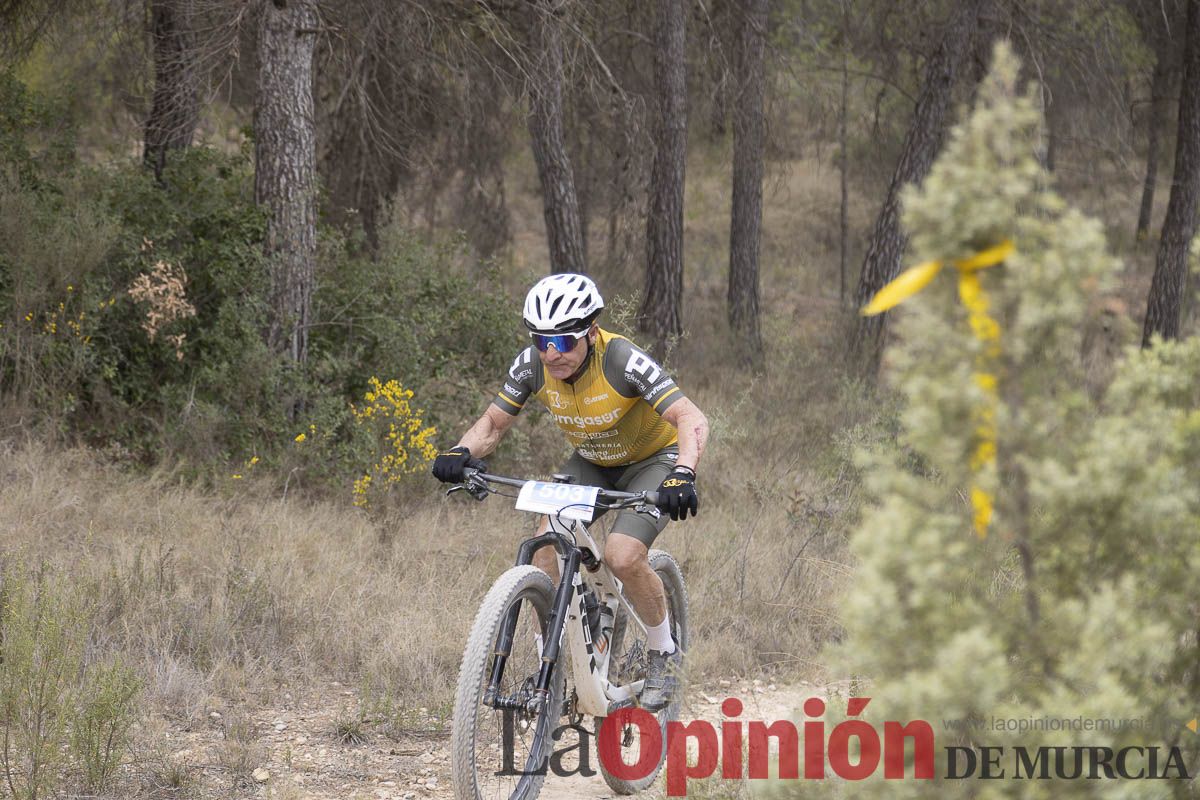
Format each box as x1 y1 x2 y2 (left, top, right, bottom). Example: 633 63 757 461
522 272 604 332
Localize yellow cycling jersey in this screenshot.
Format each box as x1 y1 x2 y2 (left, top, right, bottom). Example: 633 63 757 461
493 328 685 466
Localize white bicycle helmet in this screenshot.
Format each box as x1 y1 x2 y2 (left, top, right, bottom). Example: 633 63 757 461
522 273 604 333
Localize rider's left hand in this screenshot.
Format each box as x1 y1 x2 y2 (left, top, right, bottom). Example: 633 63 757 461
656 468 698 521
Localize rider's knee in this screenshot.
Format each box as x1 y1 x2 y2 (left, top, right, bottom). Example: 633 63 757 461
531 544 555 568
604 536 647 578
530 543 559 581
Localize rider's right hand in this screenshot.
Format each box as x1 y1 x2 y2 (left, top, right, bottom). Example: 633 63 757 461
432 446 484 483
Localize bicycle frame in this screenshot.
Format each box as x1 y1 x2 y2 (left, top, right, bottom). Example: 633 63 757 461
468 473 653 718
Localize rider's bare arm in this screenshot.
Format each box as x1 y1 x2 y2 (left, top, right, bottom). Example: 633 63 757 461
457 405 518 458
660 397 709 473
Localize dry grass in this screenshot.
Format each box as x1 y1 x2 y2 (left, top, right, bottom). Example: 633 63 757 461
1 121 1150 734
1 440 505 716
0 345 869 709
0 144 911 731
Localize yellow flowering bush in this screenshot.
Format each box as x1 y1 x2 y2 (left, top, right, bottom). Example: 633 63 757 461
349 378 438 506
230 455 259 481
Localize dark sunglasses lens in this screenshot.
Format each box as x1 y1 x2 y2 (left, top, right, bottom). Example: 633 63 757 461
533 333 576 352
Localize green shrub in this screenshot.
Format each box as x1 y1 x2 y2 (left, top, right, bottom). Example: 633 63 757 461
778 44 1200 797
309 225 520 439
71 658 140 794
0 562 140 800
0 70 76 188
288 226 521 498
0 73 520 494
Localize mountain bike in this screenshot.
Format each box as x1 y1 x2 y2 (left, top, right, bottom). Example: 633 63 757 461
447 468 689 800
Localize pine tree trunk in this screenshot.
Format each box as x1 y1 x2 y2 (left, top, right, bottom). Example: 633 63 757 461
255 0 318 365
1136 54 1170 241
851 0 982 361
838 10 849 305
1144 0 1200 345
526 0 587 275
706 0 730 140
639 0 687 356
728 0 768 355
143 0 200 182
1044 101 1058 172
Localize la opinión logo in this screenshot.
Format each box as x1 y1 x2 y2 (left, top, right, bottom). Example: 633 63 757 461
496 696 1195 796
499 696 934 796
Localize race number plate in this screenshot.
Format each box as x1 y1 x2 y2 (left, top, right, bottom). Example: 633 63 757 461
515 481 600 522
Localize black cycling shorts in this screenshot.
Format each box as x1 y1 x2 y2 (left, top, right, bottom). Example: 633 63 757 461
556 445 678 547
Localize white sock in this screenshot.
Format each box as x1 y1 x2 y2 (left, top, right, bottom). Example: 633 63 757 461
646 615 676 654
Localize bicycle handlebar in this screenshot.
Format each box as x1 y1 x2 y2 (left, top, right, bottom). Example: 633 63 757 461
463 467 659 508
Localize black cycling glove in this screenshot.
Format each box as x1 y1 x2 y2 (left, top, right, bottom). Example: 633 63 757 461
656 467 698 521
432 446 483 483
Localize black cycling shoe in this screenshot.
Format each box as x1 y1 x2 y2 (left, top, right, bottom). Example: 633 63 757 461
640 647 682 712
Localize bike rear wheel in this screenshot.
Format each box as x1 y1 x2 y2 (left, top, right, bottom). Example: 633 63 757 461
451 565 565 800
595 549 689 794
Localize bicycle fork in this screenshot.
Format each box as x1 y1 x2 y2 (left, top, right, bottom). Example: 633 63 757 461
484 534 580 714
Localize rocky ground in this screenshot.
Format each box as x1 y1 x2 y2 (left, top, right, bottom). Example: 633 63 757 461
150 677 831 800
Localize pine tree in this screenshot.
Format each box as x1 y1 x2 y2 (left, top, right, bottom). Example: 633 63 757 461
788 43 1200 797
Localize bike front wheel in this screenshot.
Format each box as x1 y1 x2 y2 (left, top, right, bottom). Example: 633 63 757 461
595 549 690 794
451 565 565 800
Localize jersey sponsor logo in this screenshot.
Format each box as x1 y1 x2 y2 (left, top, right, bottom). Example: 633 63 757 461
553 406 625 428
546 390 570 410
502 382 523 398
578 444 630 462
624 351 662 385
644 379 675 401
509 349 533 380
583 392 610 405
573 437 625 450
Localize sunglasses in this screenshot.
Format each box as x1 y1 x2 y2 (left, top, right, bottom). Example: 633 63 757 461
530 329 589 353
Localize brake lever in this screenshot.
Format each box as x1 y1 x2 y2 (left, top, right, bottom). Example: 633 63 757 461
446 478 489 502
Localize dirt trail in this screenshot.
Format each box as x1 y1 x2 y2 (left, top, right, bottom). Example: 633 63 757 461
165 678 829 799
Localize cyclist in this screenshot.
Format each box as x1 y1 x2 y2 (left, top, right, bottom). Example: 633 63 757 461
432 273 709 711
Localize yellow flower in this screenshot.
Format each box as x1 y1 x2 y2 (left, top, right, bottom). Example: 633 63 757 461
295 433 306 443
232 474 243 480
249 456 259 466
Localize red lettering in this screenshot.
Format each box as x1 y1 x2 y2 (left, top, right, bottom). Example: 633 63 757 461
803 697 826 778
598 709 662 782
721 699 743 778
828 719 881 780
666 720 718 797
749 720 799 779
883 720 935 779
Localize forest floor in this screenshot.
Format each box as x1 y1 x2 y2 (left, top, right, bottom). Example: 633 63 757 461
147 675 836 800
